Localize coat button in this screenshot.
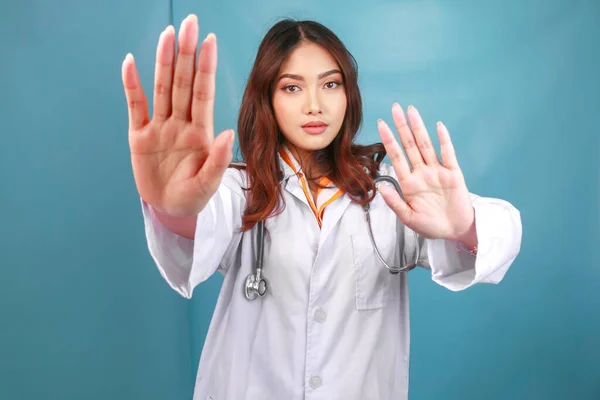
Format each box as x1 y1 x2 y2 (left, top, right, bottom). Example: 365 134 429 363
309 376 322 389
314 309 327 323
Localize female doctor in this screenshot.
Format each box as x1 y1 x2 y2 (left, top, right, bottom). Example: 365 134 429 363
122 14 522 400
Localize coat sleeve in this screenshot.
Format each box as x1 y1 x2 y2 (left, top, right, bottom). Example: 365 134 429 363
140 168 247 299
403 193 522 291
379 163 523 291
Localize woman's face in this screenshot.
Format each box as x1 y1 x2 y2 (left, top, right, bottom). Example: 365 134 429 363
272 42 347 156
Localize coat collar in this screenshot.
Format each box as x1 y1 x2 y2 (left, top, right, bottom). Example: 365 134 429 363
277 145 353 242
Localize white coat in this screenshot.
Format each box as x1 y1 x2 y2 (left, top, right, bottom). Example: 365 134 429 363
140 149 522 400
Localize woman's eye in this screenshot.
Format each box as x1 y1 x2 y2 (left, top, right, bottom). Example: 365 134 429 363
325 81 341 89
283 85 300 92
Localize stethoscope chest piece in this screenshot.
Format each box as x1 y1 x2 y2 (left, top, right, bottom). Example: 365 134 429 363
244 273 267 300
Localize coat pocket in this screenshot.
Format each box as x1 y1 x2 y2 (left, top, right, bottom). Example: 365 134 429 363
351 232 397 310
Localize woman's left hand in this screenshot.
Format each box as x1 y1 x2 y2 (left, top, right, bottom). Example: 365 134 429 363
377 103 477 247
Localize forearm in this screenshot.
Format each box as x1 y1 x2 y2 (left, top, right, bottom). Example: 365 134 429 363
154 208 197 240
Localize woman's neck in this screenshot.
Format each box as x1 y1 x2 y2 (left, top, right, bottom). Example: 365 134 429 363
285 142 316 177
284 142 322 203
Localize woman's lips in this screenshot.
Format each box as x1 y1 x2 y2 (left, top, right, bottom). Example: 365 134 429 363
302 122 328 135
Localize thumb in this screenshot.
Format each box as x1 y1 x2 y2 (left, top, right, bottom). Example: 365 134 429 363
194 129 235 195
379 184 413 227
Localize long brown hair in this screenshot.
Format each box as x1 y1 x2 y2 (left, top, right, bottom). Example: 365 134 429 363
234 19 386 232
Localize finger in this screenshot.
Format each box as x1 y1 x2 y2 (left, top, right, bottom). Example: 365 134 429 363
437 121 459 169
194 129 235 195
172 14 199 121
377 119 411 180
122 53 149 131
379 184 413 227
153 25 175 120
391 103 424 169
191 33 217 137
406 105 440 166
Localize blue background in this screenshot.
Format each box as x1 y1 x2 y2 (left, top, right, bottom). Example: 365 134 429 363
1 0 598 399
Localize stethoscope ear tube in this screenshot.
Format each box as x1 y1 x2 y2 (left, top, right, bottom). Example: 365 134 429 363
369 175 420 273
373 175 405 201
244 220 268 300
364 205 419 274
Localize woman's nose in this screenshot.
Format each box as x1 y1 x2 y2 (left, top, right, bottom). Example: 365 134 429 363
304 90 322 115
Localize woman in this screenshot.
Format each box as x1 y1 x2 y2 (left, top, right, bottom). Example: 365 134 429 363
122 14 522 400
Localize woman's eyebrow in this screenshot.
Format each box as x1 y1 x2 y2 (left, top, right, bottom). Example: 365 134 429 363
277 69 342 82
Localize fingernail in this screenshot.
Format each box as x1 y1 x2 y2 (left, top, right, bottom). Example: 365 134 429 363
392 102 400 110
125 53 133 62
377 118 383 124
229 130 236 146
437 121 443 127
204 32 216 43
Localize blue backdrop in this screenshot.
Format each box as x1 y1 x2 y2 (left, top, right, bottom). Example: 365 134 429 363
1 0 598 399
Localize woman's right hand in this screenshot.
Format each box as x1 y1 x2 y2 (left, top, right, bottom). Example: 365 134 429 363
122 14 234 217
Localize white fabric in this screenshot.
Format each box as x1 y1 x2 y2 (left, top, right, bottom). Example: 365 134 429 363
141 155 522 400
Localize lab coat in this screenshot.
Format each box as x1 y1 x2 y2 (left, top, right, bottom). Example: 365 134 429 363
140 153 522 400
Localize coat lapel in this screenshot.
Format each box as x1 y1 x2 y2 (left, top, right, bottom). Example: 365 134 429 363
277 145 353 242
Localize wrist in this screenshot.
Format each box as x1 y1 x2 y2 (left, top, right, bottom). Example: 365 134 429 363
151 206 198 240
453 208 478 252
456 224 477 249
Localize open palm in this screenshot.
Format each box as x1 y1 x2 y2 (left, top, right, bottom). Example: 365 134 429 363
122 14 234 217
377 104 475 241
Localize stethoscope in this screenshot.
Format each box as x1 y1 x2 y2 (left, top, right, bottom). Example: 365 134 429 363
244 174 420 301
